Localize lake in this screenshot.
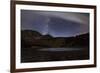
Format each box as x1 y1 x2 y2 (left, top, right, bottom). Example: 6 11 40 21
21 47 89 63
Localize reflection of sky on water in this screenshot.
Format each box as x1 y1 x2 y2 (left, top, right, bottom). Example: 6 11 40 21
21 10 89 37
38 48 82 52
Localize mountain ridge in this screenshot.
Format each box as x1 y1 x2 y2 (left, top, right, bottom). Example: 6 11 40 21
21 30 89 48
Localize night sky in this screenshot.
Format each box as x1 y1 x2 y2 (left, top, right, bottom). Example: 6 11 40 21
21 10 89 37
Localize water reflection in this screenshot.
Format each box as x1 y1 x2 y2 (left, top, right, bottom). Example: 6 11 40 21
38 48 82 52
21 47 89 63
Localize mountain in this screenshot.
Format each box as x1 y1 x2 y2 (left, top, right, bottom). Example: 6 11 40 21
41 34 53 39
21 30 41 37
21 30 42 48
64 33 89 47
21 30 89 48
